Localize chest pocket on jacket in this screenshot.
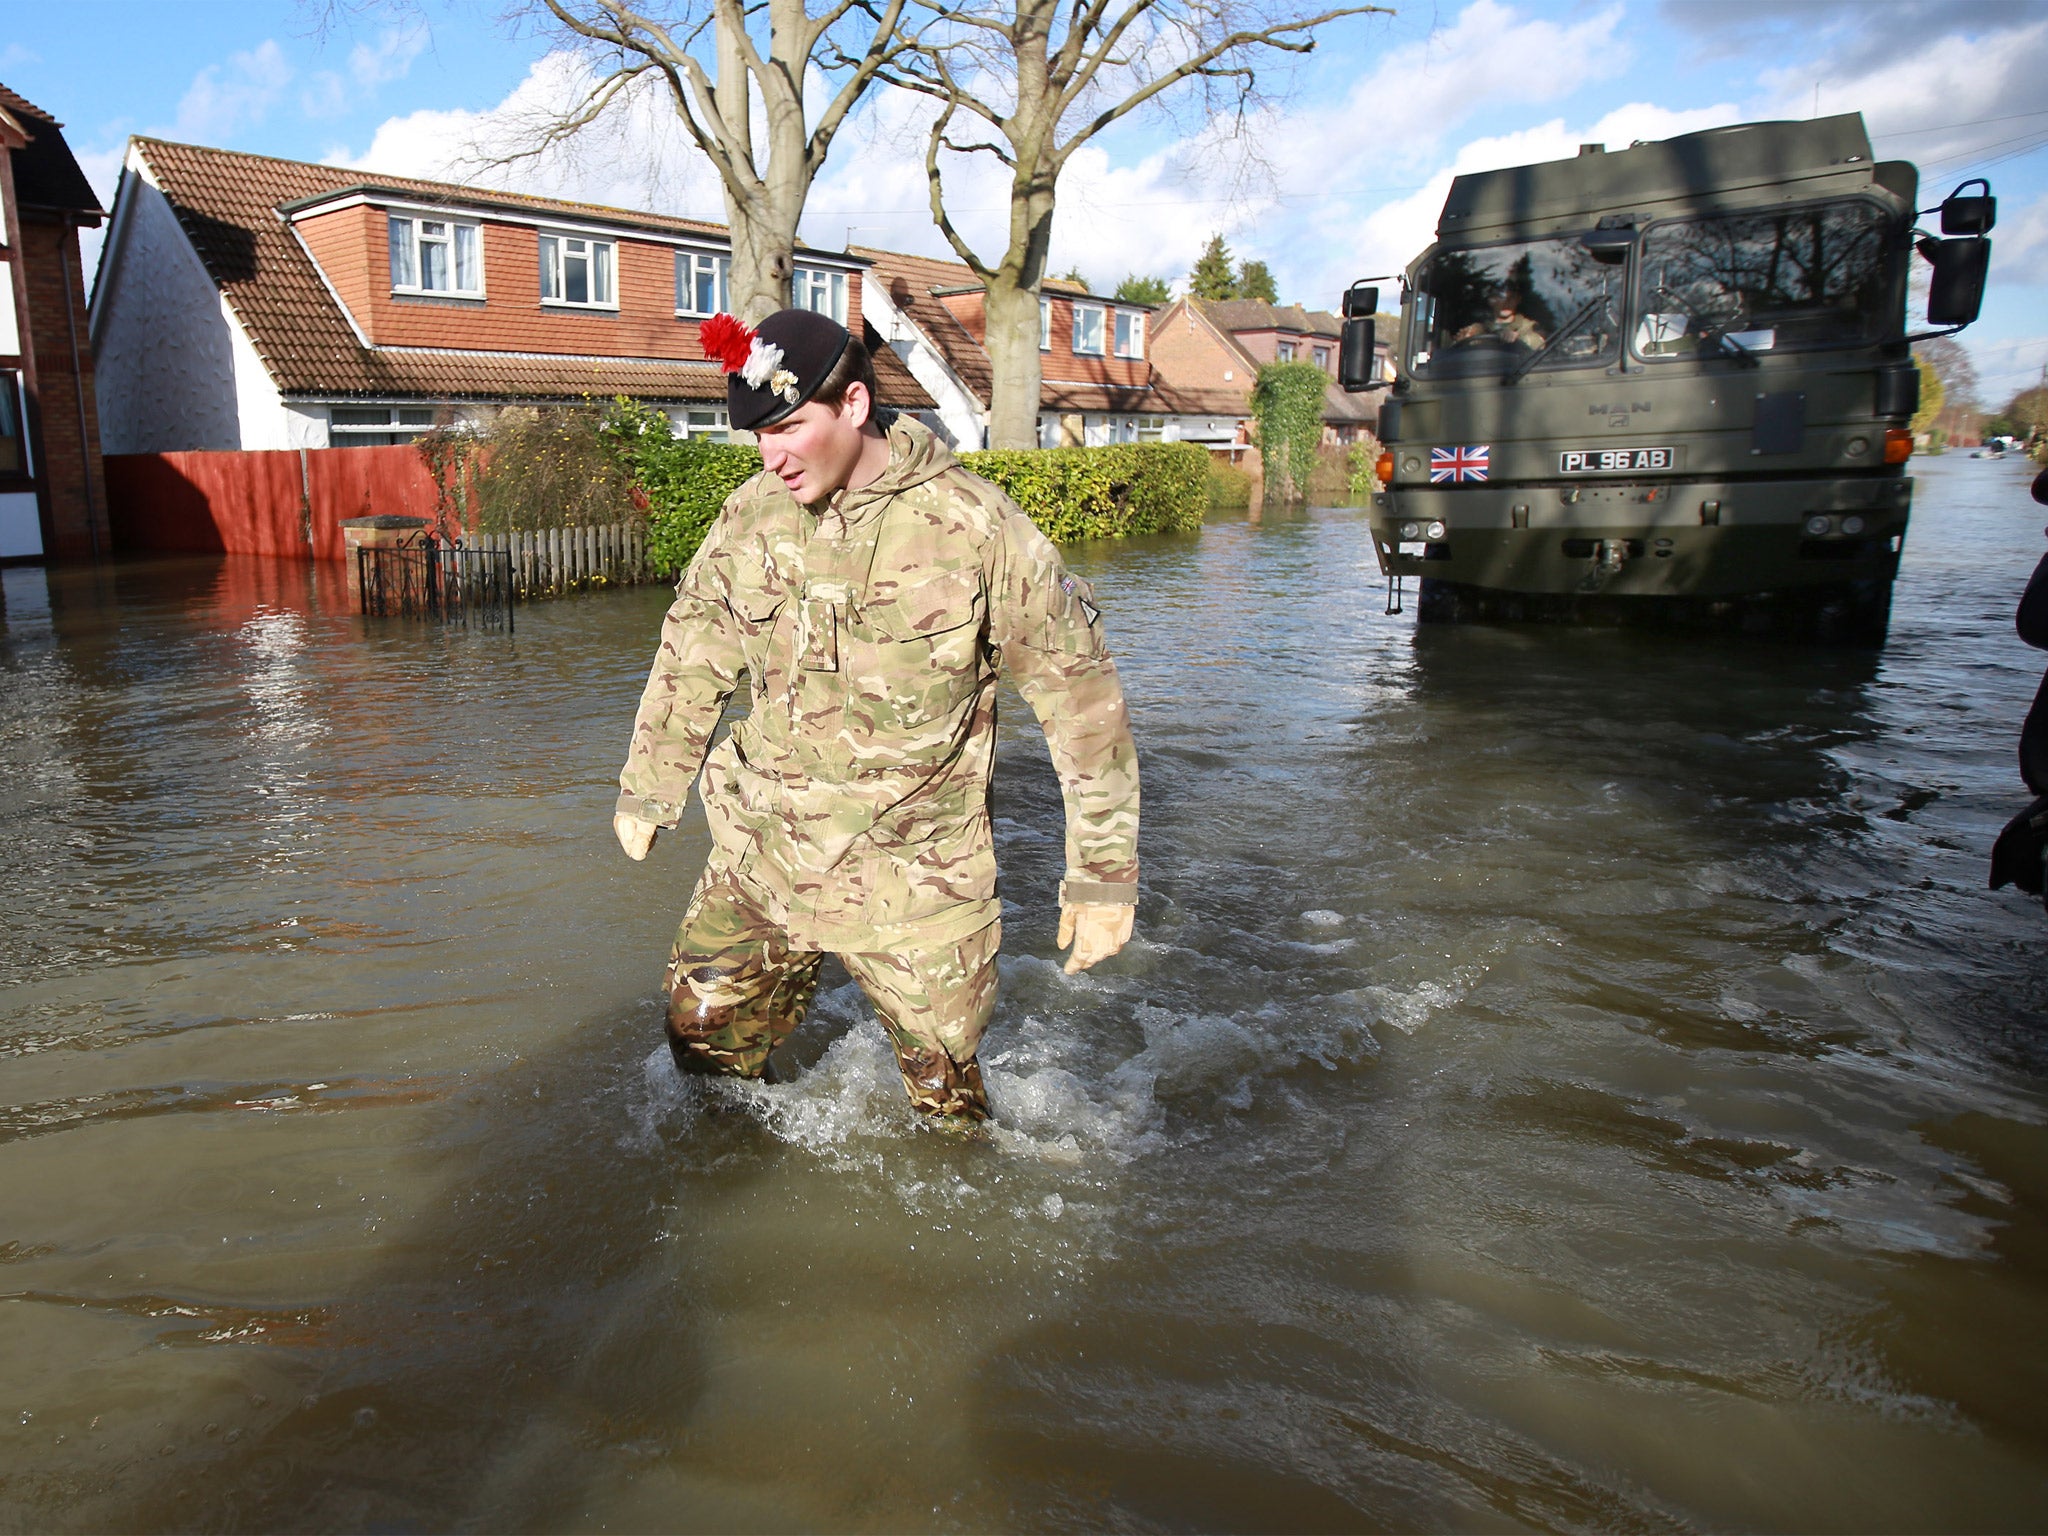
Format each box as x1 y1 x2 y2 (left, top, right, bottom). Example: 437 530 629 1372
724 572 787 678
852 567 985 735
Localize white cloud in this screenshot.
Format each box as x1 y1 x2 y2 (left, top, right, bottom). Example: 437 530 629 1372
0 42 41 70
350 23 430 90
338 52 723 217
1758 14 2048 174
301 71 349 120
1992 192 2048 286
1967 332 2048 405
171 39 293 143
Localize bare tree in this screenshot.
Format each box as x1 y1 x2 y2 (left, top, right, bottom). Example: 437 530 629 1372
881 0 1391 448
533 0 923 320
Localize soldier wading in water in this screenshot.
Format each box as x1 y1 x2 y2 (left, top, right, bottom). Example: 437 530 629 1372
614 308 1140 1121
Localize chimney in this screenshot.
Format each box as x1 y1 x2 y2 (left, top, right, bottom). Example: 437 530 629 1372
1578 143 1605 156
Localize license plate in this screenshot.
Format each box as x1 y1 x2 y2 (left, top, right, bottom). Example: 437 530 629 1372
1559 445 1675 474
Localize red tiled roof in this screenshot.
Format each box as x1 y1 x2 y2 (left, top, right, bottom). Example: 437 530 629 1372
854 246 996 405
1199 299 1343 338
0 83 57 124
129 138 930 410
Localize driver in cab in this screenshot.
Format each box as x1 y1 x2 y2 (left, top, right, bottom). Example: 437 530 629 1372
1454 283 1545 350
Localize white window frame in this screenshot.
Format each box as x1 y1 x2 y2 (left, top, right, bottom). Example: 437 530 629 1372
1313 344 1332 369
791 265 848 324
675 249 730 317
1040 296 1052 352
1072 302 1105 356
1114 309 1145 359
539 232 617 310
1276 339 1296 362
667 406 731 441
388 214 484 298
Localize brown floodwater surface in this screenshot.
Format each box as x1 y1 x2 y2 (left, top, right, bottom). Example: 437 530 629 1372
2 454 2045 1532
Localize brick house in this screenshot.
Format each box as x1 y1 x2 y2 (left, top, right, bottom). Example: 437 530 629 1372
1146 296 1392 453
856 246 1243 451
1 84 109 563
89 138 932 455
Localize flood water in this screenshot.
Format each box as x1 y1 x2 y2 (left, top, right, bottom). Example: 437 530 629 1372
3 454 2046 1532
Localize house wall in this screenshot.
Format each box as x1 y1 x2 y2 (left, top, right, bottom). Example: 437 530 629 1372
1147 300 1252 403
92 166 245 453
0 144 35 560
294 203 863 362
861 273 983 450
16 216 108 559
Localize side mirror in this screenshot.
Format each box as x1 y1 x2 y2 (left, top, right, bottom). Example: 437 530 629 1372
1581 228 1634 264
1940 178 1997 235
1919 235 1991 326
1342 282 1379 319
1340 316 1378 392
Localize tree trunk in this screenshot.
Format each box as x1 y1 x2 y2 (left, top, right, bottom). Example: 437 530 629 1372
984 278 1044 450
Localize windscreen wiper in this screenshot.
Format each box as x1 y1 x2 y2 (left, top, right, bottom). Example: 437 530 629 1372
1504 295 1608 384
1653 284 1760 368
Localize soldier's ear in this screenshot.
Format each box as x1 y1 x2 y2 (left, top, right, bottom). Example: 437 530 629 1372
840 380 875 432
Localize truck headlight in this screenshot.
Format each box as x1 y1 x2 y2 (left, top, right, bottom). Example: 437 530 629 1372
1399 520 1422 540
1424 520 1447 540
1803 515 1833 536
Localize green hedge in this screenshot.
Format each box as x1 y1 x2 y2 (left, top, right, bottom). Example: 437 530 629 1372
960 441 1209 542
609 401 1208 574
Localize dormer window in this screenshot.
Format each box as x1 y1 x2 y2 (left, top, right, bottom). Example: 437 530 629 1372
1114 310 1145 359
388 215 482 296
1072 302 1105 355
791 265 848 324
677 249 730 317
540 233 615 308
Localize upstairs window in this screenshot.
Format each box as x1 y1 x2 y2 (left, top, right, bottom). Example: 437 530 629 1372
1113 310 1145 359
792 266 848 324
1313 344 1332 369
539 234 615 308
1040 296 1051 351
676 249 730 317
388 216 482 296
1276 339 1296 361
0 373 24 476
1072 303 1105 355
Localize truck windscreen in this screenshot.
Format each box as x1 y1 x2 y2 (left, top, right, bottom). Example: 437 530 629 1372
1634 200 1893 360
1410 238 1623 377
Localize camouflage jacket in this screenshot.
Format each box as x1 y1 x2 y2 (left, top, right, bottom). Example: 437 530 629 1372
618 415 1140 951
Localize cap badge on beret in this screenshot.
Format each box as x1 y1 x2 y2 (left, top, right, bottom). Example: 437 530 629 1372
700 314 801 407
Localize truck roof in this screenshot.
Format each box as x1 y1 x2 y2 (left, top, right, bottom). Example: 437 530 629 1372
1437 114 1903 239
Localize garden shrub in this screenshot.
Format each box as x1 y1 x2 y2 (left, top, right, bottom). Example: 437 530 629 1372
605 398 762 574
961 440 1208 542
1207 457 1253 510
416 404 641 534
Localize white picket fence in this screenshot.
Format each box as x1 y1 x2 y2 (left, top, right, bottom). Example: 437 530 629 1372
465 521 661 598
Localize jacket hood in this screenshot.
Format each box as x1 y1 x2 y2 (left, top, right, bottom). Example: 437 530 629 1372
832 413 958 520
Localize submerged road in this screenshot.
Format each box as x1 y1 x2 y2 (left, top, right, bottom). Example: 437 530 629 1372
1 452 2044 1531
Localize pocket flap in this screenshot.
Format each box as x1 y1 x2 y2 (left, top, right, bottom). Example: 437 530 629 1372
727 580 785 622
863 567 982 641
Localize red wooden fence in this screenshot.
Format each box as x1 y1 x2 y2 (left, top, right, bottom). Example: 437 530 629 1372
105 445 443 562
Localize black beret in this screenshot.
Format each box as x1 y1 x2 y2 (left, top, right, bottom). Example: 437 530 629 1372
713 308 852 432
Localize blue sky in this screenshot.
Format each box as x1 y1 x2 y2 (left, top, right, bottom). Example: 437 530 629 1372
3 0 2044 404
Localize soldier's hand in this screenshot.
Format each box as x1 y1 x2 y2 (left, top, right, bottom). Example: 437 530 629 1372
1058 901 1134 975
614 813 659 861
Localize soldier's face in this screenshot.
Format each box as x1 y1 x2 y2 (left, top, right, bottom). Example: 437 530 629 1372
757 395 867 505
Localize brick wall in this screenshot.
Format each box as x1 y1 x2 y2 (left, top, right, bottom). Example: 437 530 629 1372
295 203 865 362
936 288 1152 390
19 215 108 560
1147 300 1250 404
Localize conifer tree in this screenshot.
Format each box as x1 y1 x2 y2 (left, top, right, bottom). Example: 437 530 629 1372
1237 259 1278 303
1190 235 1238 301
1114 273 1173 304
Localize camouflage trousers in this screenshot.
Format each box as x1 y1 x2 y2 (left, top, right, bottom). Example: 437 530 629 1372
664 868 999 1120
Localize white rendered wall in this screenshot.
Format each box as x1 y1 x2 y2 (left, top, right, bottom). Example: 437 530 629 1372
90 155 245 453
0 490 41 559
859 275 986 451
0 257 17 355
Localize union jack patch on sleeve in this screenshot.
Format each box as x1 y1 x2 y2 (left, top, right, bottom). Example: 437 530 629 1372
1430 445 1490 483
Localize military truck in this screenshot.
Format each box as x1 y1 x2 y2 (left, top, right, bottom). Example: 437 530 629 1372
1338 114 1995 643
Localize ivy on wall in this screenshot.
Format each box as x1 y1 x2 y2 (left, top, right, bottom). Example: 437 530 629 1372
1250 361 1328 506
